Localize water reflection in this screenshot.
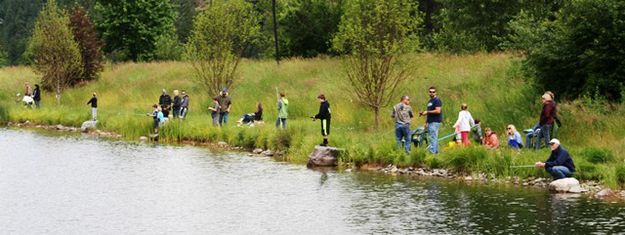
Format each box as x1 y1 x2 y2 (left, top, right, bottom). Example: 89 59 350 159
1 128 624 234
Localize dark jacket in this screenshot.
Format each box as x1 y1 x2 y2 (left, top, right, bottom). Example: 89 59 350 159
545 146 575 172
540 100 555 126
33 87 41 101
173 96 182 109
87 97 97 108
314 101 331 120
181 95 190 108
159 94 172 107
254 107 263 121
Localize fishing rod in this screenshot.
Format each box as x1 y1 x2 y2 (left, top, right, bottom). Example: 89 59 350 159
510 165 536 168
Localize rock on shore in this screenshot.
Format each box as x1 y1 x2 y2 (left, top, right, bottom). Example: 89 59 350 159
548 178 586 193
307 146 341 167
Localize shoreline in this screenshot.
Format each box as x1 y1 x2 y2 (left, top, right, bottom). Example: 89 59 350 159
4 120 625 201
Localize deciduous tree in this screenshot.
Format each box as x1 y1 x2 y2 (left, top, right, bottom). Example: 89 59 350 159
69 4 103 83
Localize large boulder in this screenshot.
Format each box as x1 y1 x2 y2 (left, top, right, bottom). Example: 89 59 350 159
549 178 585 193
80 120 97 132
307 146 342 167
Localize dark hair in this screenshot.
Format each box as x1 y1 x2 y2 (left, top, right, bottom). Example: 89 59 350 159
429 86 436 91
461 103 468 110
400 95 409 101
153 104 158 108
475 119 480 124
317 94 326 100
257 102 263 112
280 92 285 97
35 84 39 88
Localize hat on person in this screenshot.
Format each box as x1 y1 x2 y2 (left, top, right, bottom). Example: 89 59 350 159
222 88 228 93
549 139 560 145
541 93 552 101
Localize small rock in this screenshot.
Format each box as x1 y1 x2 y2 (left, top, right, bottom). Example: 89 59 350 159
464 176 473 181
390 166 398 173
595 189 614 198
217 141 228 147
24 120 30 125
261 150 274 156
345 169 352 173
55 124 64 130
253 148 263 154
139 136 148 142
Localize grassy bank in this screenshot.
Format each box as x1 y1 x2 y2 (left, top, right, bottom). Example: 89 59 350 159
1 53 624 187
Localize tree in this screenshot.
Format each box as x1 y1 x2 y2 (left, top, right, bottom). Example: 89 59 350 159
172 0 197 43
0 43 8 67
69 4 103 83
333 0 420 129
184 0 260 95
519 0 625 101
95 0 177 61
28 0 83 105
280 0 343 57
0 0 44 65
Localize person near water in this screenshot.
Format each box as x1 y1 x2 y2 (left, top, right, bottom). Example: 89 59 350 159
172 90 181 119
33 84 41 108
238 102 263 126
472 119 483 144
180 91 190 119
215 89 232 126
482 127 499 149
25 82 32 96
276 92 288 129
147 104 165 134
159 89 172 118
545 91 562 137
535 139 575 180
87 92 98 121
506 124 523 149
452 103 475 146
419 86 443 154
391 95 414 154
536 93 556 149
208 97 220 126
313 94 331 147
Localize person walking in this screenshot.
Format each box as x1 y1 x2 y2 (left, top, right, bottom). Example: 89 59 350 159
535 139 575 180
391 95 414 153
172 90 181 119
159 89 172 118
313 94 331 147
536 93 555 149
419 87 443 154
452 103 475 146
215 89 232 126
180 91 190 119
87 92 98 121
33 84 41 108
276 92 288 129
208 97 220 126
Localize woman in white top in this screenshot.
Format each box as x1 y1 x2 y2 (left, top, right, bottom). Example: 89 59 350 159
453 103 475 146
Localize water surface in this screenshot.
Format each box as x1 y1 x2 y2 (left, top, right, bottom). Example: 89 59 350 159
1 128 624 234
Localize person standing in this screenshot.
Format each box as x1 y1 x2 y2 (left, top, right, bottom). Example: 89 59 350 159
215 89 232 126
172 90 181 119
313 94 331 147
420 87 443 154
33 84 41 108
25 82 32 96
536 93 555 149
208 97 220 126
87 92 98 121
276 92 288 129
453 103 475 146
391 95 414 153
535 139 575 180
159 89 172 118
180 91 190 119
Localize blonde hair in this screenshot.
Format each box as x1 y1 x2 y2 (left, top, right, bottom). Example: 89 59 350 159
507 124 517 134
173 90 179 96
541 93 552 101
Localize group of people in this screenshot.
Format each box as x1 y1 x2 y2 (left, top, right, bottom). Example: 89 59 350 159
19 82 41 108
391 87 574 180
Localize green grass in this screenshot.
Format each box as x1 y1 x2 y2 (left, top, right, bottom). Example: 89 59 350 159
1 53 625 187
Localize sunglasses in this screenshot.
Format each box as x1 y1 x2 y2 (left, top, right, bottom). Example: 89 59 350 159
429 91 436 93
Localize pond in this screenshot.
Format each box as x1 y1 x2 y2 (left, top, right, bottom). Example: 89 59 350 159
1 128 624 234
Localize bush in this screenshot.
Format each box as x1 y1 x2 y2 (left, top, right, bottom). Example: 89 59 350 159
616 165 625 186
581 147 614 164
575 162 603 181
441 147 488 173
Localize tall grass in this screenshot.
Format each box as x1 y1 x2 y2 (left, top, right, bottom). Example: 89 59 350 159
1 53 624 186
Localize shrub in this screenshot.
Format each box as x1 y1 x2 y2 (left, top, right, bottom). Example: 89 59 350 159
581 147 614 164
615 165 625 186
575 162 603 181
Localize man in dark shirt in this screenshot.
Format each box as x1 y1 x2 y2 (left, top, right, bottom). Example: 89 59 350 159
535 139 575 180
536 93 555 149
420 87 443 154
87 92 98 121
158 89 172 118
215 88 232 126
313 94 331 146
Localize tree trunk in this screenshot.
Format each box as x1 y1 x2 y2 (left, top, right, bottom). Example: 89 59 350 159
374 107 380 130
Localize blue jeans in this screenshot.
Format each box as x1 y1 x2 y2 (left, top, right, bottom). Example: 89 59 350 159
219 112 229 126
546 166 573 180
181 107 188 119
276 118 287 128
395 123 411 153
427 122 440 154
536 124 551 149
